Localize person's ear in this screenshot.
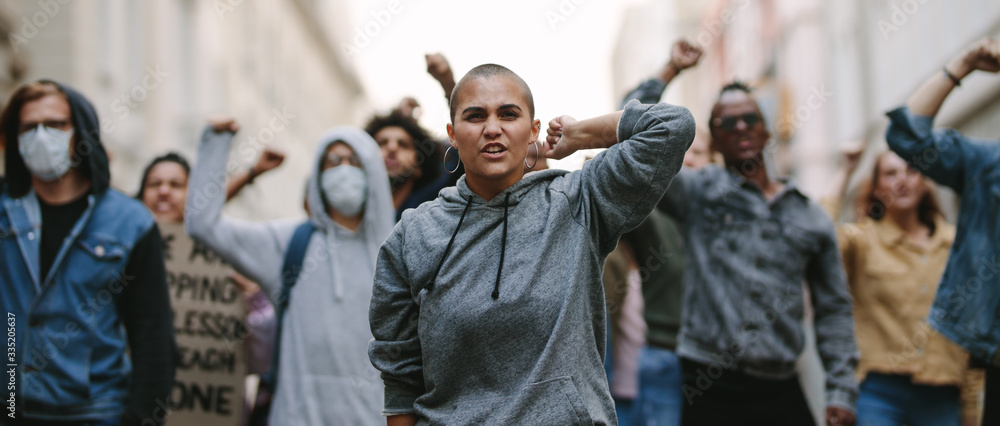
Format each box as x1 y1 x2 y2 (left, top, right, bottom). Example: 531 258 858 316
531 119 541 142
446 123 458 149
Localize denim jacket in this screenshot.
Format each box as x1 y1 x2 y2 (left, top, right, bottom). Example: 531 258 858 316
886 107 1000 366
660 166 859 410
1 189 154 419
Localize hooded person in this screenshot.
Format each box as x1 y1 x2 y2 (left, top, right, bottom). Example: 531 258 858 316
0 80 175 424
185 119 394 425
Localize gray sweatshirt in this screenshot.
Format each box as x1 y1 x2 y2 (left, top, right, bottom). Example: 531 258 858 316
186 126 395 425
368 101 695 425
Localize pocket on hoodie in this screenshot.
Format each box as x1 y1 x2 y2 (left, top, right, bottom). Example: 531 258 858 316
450 376 593 425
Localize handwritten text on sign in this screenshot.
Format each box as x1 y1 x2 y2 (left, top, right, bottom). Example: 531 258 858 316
160 223 248 426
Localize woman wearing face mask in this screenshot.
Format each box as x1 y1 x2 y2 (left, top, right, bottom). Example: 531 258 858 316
185 118 394 425
368 64 695 425
823 147 984 426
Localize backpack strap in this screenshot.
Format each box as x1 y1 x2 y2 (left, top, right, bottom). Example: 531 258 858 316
259 221 315 391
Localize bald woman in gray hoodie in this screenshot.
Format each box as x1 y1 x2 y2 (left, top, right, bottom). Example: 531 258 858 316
368 64 695 425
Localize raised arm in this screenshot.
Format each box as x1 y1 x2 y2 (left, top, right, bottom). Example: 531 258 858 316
184 119 289 296
426 53 456 103
619 39 703 108
225 147 285 200
546 100 695 255
368 228 424 424
907 37 999 117
821 141 864 221
887 37 999 191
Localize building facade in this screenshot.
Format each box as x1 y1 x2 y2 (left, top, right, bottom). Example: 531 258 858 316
0 0 369 220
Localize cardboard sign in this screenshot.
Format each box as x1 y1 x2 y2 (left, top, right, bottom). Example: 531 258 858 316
160 222 247 426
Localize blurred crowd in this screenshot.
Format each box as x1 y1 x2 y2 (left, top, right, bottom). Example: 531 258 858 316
1 34 999 426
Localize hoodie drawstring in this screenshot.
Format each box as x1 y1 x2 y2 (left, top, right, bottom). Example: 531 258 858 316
427 197 473 293
427 193 510 301
492 193 511 300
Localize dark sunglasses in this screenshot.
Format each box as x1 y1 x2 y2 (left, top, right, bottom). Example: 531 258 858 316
711 113 762 131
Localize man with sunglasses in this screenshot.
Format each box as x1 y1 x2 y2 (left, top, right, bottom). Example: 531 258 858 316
658 82 859 426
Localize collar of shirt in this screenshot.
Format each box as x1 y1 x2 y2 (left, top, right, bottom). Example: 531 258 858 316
722 166 807 204
871 214 954 251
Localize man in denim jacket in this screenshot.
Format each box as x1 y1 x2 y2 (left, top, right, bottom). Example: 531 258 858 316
0 81 175 425
660 82 859 426
885 36 1000 424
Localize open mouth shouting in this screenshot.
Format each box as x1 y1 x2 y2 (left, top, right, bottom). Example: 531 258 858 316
481 142 508 159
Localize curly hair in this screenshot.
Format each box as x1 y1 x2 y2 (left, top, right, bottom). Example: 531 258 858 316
364 110 441 189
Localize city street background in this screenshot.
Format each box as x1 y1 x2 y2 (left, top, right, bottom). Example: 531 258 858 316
0 0 998 422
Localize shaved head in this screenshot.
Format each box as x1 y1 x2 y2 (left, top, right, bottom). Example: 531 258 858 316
450 64 534 122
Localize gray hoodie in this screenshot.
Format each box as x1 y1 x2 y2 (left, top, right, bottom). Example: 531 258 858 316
186 126 394 425
369 100 695 425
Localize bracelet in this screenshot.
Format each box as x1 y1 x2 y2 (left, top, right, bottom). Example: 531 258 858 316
942 67 962 87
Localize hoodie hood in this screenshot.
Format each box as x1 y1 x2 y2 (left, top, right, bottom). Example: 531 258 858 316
305 126 394 262
4 80 110 198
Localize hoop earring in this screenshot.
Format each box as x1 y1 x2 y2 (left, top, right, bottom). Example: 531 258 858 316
524 141 539 170
444 146 462 174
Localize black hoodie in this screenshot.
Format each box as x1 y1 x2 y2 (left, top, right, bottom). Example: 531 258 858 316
4 80 111 199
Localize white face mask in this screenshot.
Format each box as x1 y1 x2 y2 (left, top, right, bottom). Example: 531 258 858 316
18 125 74 181
321 165 368 217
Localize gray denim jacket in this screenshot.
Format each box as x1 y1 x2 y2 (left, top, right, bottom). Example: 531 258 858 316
660 166 859 410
